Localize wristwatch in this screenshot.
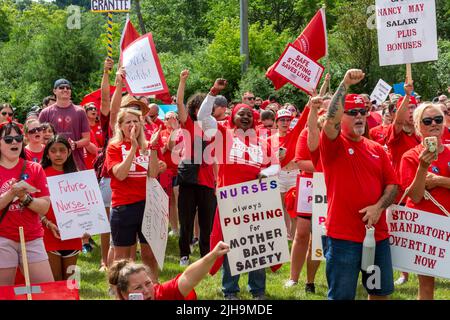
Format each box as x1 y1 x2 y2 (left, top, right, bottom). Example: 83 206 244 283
21 194 34 207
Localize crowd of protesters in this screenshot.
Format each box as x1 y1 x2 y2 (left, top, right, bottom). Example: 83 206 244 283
0 58 449 301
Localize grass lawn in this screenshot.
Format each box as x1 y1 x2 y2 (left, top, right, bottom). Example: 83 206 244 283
78 235 450 300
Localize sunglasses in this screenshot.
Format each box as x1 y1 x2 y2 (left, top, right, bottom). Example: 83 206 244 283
245 97 255 100
2 135 24 144
58 85 71 90
85 107 97 112
28 127 43 134
1 112 13 117
344 108 368 116
422 116 444 126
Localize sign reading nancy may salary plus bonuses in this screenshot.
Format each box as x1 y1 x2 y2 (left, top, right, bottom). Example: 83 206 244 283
91 0 131 12
47 170 111 241
387 205 450 279
217 178 290 276
375 0 438 66
273 44 324 95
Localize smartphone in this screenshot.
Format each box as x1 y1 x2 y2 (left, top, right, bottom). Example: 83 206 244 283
424 136 438 160
128 293 144 300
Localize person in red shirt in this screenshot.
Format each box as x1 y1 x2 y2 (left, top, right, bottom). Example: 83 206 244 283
400 103 450 300
24 119 45 163
105 108 160 282
255 110 276 139
198 79 280 300
144 104 166 140
361 94 382 130
369 103 395 147
438 102 450 145
109 241 230 300
320 69 398 300
0 121 53 285
40 135 82 280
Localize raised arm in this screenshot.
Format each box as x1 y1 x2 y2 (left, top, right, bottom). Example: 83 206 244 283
110 65 125 131
197 78 227 138
392 82 414 134
319 73 331 97
100 58 114 116
307 96 324 152
177 70 189 124
177 241 230 297
323 69 365 140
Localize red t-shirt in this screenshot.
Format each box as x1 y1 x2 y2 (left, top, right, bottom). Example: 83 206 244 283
215 124 277 188
180 117 215 189
319 132 398 243
0 159 50 242
154 274 196 300
90 123 105 148
217 116 231 128
105 141 148 207
144 119 167 141
366 112 382 130
400 144 450 215
295 127 323 174
369 124 390 146
386 124 421 176
24 146 45 163
84 130 98 170
442 127 450 145
43 167 82 251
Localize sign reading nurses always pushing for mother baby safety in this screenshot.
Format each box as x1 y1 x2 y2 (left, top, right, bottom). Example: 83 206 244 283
217 178 290 276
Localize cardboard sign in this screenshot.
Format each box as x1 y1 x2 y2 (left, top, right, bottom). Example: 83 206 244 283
217 178 290 276
47 170 110 241
311 173 327 261
141 178 169 270
121 33 169 96
296 175 313 214
273 44 324 95
91 0 131 12
387 205 450 279
370 79 392 105
375 0 438 66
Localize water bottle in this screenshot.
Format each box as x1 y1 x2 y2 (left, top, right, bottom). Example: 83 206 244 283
361 226 376 272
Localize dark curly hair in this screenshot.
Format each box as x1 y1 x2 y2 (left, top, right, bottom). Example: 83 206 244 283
186 93 206 121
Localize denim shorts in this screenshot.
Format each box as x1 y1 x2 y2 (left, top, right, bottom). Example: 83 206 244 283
322 236 394 300
110 201 148 247
99 177 112 208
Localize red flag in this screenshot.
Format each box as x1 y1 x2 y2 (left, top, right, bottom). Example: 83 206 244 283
266 8 328 90
80 86 127 111
119 17 171 102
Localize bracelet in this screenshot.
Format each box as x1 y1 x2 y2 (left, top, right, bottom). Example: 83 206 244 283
21 194 33 207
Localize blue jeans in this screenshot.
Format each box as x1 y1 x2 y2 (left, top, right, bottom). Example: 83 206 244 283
322 236 394 300
222 255 266 297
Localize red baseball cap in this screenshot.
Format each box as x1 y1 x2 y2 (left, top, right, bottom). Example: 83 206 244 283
344 94 366 111
396 95 417 108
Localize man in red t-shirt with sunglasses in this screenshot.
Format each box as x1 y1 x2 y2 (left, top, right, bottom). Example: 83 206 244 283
320 69 399 300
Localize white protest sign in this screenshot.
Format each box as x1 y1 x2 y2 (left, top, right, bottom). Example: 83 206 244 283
387 205 450 279
370 79 392 105
273 44 324 95
122 33 169 96
311 173 327 261
91 0 131 12
47 170 110 241
296 175 313 214
375 0 438 66
141 178 169 270
217 178 290 276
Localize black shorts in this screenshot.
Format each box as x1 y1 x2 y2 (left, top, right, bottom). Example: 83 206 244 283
110 200 148 247
48 250 80 258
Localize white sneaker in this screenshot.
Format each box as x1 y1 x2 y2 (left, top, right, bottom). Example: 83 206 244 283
394 276 408 286
284 279 298 288
179 256 190 266
168 230 179 237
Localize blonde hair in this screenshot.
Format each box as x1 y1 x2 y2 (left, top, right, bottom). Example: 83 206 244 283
108 259 151 299
110 109 148 153
413 103 445 138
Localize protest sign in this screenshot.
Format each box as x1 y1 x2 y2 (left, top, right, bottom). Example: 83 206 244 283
217 178 290 276
387 205 450 279
47 170 110 241
142 178 169 270
370 79 392 105
121 33 169 96
375 0 438 66
295 175 313 214
311 173 327 261
273 44 324 95
91 0 131 12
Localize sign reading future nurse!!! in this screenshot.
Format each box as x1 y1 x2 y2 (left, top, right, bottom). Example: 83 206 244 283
311 173 327 261
142 178 169 270
121 33 169 96
273 44 324 95
47 170 111 241
91 0 131 12
217 178 290 276
375 0 438 66
387 205 450 279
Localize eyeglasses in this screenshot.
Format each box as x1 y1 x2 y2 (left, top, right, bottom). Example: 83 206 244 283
245 97 255 100
85 107 96 112
58 85 71 90
2 135 24 144
344 108 368 116
422 116 444 126
28 127 43 134
1 112 13 117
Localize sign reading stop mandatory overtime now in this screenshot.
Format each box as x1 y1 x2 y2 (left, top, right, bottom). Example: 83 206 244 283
375 0 438 66
273 44 324 95
217 178 290 276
